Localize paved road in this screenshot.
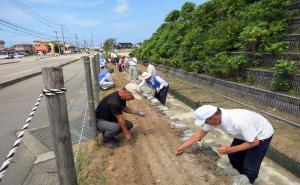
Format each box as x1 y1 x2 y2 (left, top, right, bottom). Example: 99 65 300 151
0 58 86 185
0 54 82 84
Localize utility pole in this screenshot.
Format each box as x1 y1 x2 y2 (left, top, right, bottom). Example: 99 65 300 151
84 40 87 52
60 24 65 53
75 34 79 53
90 31 94 50
54 30 61 55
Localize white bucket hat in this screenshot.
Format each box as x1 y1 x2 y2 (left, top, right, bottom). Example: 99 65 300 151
194 105 218 126
141 72 151 80
125 83 142 100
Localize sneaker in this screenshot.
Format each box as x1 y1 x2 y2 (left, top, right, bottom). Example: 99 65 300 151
103 137 119 149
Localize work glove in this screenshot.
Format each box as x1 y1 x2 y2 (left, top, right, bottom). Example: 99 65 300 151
134 110 145 117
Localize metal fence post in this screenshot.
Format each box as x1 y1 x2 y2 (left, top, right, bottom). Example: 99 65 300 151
42 67 78 185
91 55 100 105
82 56 98 140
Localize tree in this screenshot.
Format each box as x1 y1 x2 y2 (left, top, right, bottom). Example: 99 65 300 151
180 2 196 21
133 0 292 76
165 10 180 22
103 38 116 52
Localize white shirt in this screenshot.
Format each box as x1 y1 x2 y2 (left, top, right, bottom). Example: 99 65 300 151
127 57 137 66
202 109 274 142
138 75 168 90
110 53 117 58
100 58 106 67
147 64 156 76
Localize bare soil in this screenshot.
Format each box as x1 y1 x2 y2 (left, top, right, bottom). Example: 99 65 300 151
75 66 231 185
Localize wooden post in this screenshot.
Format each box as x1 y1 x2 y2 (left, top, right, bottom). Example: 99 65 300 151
95 53 100 90
91 55 99 105
82 56 98 140
42 67 78 185
94 53 103 145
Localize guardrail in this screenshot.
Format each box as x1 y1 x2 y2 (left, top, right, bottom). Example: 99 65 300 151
289 18 300 32
245 68 300 92
156 65 300 118
286 0 300 11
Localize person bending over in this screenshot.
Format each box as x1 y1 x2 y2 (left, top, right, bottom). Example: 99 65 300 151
175 105 274 184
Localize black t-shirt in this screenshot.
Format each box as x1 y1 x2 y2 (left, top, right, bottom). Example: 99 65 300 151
95 91 126 122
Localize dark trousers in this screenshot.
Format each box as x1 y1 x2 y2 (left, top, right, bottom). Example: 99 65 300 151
96 119 133 138
154 85 169 105
228 136 272 184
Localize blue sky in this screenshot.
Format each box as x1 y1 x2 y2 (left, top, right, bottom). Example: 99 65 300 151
0 0 206 47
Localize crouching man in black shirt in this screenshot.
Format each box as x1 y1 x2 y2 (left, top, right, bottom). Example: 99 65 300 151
95 83 145 148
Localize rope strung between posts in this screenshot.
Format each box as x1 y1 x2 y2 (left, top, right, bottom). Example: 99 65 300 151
0 94 43 181
64 64 83 84
42 88 67 96
74 102 88 165
0 87 66 181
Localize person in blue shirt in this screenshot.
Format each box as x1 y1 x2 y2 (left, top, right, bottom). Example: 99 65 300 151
138 72 169 105
99 55 106 68
99 67 115 90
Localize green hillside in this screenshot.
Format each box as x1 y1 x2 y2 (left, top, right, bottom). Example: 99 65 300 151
133 0 293 79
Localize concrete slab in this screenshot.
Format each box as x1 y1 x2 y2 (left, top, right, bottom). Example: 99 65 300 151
22 131 49 155
34 151 55 164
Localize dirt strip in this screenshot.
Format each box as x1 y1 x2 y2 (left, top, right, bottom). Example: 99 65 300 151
74 65 231 185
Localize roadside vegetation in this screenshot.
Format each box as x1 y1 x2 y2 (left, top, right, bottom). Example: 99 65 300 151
133 0 296 91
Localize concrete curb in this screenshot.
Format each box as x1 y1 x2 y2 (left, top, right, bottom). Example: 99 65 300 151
0 58 80 89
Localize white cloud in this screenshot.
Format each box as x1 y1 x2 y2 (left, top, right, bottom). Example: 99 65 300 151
61 14 100 27
28 0 104 7
114 0 128 14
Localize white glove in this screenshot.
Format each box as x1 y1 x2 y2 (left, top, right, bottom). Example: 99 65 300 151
134 110 145 117
156 88 161 93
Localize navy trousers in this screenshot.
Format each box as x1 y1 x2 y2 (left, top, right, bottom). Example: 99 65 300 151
154 85 169 105
228 136 272 184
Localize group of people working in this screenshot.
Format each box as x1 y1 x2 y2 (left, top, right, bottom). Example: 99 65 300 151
95 52 274 184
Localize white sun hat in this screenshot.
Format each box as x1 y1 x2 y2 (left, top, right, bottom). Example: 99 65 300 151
141 72 151 80
125 83 142 100
194 105 218 126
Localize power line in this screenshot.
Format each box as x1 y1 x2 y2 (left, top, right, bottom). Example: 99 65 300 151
0 27 29 37
8 0 61 29
0 18 56 39
0 22 55 40
1 0 79 46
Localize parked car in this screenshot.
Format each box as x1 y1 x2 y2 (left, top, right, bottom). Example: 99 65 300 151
14 51 25 58
0 51 14 59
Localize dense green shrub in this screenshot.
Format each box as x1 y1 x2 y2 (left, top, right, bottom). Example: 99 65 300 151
270 60 297 92
204 53 247 79
133 0 292 81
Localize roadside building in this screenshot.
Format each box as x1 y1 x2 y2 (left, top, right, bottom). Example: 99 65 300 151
0 48 15 59
65 43 77 54
33 40 50 54
0 40 5 50
13 43 34 55
116 42 133 49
